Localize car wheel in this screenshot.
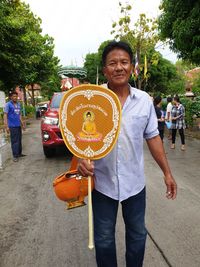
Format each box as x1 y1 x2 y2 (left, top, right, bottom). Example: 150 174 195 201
43 146 56 158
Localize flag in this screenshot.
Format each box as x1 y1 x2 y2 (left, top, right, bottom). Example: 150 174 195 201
144 55 147 79
134 52 140 78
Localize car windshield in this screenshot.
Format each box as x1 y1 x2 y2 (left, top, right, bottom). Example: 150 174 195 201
50 93 65 108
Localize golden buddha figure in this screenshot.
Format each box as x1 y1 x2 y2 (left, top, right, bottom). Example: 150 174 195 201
77 110 102 141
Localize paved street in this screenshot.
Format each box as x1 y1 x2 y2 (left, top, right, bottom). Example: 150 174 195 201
0 119 200 267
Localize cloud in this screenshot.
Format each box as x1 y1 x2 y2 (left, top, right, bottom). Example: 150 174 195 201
24 0 176 66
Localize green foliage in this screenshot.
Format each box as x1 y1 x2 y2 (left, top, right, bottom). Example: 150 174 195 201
84 53 100 84
0 0 60 96
179 97 200 127
24 104 35 115
84 40 111 84
192 75 200 96
0 107 3 124
111 2 160 89
145 52 185 94
40 76 61 100
158 0 200 64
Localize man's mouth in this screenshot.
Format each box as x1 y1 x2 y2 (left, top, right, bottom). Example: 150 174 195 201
114 74 124 78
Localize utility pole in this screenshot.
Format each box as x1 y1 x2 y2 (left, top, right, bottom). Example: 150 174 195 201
96 66 99 85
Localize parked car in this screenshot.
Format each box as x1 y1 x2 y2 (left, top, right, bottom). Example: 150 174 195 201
41 92 66 157
36 101 49 119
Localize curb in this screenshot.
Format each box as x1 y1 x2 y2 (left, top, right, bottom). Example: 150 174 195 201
0 142 11 169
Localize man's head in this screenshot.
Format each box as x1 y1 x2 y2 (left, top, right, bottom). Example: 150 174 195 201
102 41 133 66
9 91 18 103
153 95 162 106
102 41 133 88
167 96 172 103
173 96 180 104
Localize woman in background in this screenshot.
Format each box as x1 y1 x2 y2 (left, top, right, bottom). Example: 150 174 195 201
153 95 165 141
171 96 186 150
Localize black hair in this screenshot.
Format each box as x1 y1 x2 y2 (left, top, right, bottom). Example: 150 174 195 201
9 90 18 97
173 96 180 102
153 95 162 106
102 41 133 66
167 96 172 102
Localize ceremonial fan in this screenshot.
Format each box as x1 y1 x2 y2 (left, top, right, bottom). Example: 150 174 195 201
53 84 121 249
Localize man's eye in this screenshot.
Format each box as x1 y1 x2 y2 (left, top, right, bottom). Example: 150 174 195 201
108 62 116 66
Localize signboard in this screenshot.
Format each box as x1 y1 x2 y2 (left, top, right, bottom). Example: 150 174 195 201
59 84 121 160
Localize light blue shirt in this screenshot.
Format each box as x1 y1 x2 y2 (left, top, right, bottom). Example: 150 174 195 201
94 85 159 202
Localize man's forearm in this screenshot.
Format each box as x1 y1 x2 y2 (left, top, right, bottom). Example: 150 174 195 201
146 135 172 177
3 113 8 127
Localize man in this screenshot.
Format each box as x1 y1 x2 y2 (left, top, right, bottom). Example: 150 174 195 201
4 91 26 162
78 41 177 267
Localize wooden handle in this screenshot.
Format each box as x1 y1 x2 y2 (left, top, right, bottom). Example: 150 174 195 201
88 160 94 249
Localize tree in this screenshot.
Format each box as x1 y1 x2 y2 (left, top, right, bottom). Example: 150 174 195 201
84 40 110 85
158 0 200 64
0 0 60 103
111 2 159 89
144 50 184 95
84 53 99 84
192 75 200 96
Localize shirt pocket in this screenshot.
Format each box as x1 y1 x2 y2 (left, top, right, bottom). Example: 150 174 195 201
122 115 148 140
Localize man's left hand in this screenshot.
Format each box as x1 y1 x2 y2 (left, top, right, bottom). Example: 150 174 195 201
164 175 177 200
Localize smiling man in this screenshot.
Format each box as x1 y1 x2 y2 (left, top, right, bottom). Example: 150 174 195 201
4 91 26 162
78 41 177 267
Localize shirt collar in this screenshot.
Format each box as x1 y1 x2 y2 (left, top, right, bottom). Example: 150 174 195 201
129 86 136 99
104 83 136 99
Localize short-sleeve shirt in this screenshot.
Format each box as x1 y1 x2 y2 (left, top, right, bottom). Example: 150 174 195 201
4 101 21 127
171 104 186 129
165 102 172 121
94 85 159 202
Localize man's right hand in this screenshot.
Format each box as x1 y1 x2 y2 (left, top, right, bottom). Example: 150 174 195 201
78 159 94 177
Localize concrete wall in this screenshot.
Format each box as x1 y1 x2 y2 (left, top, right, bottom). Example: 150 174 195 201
0 131 11 169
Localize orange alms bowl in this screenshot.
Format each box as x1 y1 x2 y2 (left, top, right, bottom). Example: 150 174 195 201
53 169 94 209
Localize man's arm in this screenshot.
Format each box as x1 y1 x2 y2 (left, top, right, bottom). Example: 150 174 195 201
146 135 177 199
20 114 25 130
3 112 9 133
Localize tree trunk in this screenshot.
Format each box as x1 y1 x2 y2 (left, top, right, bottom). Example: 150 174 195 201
23 87 27 106
31 84 35 107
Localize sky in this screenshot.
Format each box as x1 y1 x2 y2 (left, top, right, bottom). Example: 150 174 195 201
23 0 177 67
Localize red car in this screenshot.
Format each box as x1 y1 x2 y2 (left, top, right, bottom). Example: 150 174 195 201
41 92 66 157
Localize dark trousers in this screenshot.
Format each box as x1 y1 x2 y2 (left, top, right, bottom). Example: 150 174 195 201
159 129 164 141
172 128 185 145
9 127 22 157
92 188 147 267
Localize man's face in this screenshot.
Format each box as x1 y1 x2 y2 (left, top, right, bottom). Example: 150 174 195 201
103 48 133 87
11 94 18 103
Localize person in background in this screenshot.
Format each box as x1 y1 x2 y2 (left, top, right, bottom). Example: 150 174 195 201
165 96 173 139
77 41 177 267
153 95 165 141
3 91 26 162
171 96 186 151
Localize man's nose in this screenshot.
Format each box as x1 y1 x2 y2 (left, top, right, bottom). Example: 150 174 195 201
115 62 123 70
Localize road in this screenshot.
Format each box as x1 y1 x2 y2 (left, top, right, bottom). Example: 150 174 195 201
0 119 200 267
